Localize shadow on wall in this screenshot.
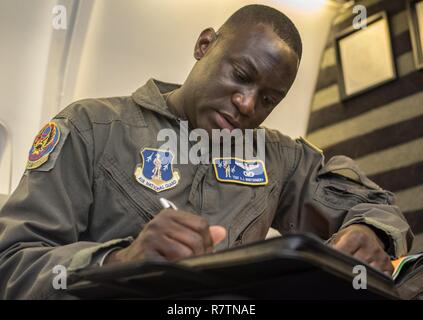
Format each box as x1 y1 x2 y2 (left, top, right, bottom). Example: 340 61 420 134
0 120 12 196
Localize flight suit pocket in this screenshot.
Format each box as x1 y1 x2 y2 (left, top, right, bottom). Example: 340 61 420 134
98 153 162 222
314 178 391 211
230 181 281 246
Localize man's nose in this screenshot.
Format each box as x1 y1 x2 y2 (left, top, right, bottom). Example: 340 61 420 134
232 91 256 116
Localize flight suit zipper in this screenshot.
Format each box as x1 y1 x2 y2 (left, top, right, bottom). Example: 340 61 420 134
102 166 155 221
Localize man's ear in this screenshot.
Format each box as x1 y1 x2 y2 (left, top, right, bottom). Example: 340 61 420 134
194 28 218 60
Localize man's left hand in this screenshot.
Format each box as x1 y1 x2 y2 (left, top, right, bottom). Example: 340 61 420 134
329 224 394 276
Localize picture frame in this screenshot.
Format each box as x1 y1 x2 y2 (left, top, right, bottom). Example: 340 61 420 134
407 0 423 70
334 12 397 101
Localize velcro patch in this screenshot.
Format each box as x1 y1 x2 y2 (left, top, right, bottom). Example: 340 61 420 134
212 157 268 186
26 121 61 170
134 148 180 192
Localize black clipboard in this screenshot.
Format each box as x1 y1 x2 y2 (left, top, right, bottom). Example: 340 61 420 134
67 233 399 299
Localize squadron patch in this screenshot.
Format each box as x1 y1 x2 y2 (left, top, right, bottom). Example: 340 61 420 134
26 122 61 170
212 157 268 186
134 148 180 192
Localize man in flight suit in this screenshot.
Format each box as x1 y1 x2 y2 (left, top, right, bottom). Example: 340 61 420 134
0 5 413 299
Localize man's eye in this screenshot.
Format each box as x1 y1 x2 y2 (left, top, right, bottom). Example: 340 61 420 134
263 95 276 108
233 68 250 83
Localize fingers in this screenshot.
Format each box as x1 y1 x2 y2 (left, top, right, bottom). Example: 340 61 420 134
134 209 228 262
163 220 208 256
330 225 394 276
336 242 393 276
354 248 393 276
154 234 195 261
168 215 227 252
166 210 214 252
331 233 361 255
339 244 393 276
209 226 227 245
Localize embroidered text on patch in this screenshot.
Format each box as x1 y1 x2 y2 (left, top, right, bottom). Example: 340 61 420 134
134 148 180 192
212 157 268 186
26 122 61 170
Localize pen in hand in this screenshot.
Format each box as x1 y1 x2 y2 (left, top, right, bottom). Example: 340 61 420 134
158 197 227 252
159 197 178 210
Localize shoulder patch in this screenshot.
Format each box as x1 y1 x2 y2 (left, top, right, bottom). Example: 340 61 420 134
26 121 69 171
298 137 323 154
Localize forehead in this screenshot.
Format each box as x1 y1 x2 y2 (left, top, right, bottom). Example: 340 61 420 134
219 23 298 83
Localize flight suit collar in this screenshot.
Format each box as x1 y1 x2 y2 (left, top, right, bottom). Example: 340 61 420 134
132 78 181 120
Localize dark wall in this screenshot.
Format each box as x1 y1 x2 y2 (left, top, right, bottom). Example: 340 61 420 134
306 0 423 252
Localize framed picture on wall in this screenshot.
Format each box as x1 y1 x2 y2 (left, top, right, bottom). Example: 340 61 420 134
334 12 397 100
407 0 423 69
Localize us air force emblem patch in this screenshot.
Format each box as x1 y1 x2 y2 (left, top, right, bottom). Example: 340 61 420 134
134 148 180 192
212 157 268 186
26 122 61 170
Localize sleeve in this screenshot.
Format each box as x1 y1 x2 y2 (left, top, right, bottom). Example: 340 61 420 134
0 117 131 299
272 138 414 259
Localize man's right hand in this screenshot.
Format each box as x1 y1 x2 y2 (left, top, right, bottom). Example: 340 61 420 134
104 209 227 265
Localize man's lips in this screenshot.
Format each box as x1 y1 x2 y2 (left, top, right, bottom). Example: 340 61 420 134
214 111 241 131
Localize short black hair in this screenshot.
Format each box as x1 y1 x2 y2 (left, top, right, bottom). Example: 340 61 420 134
218 4 302 60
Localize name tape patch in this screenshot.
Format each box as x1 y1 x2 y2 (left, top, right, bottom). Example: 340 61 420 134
212 157 268 186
